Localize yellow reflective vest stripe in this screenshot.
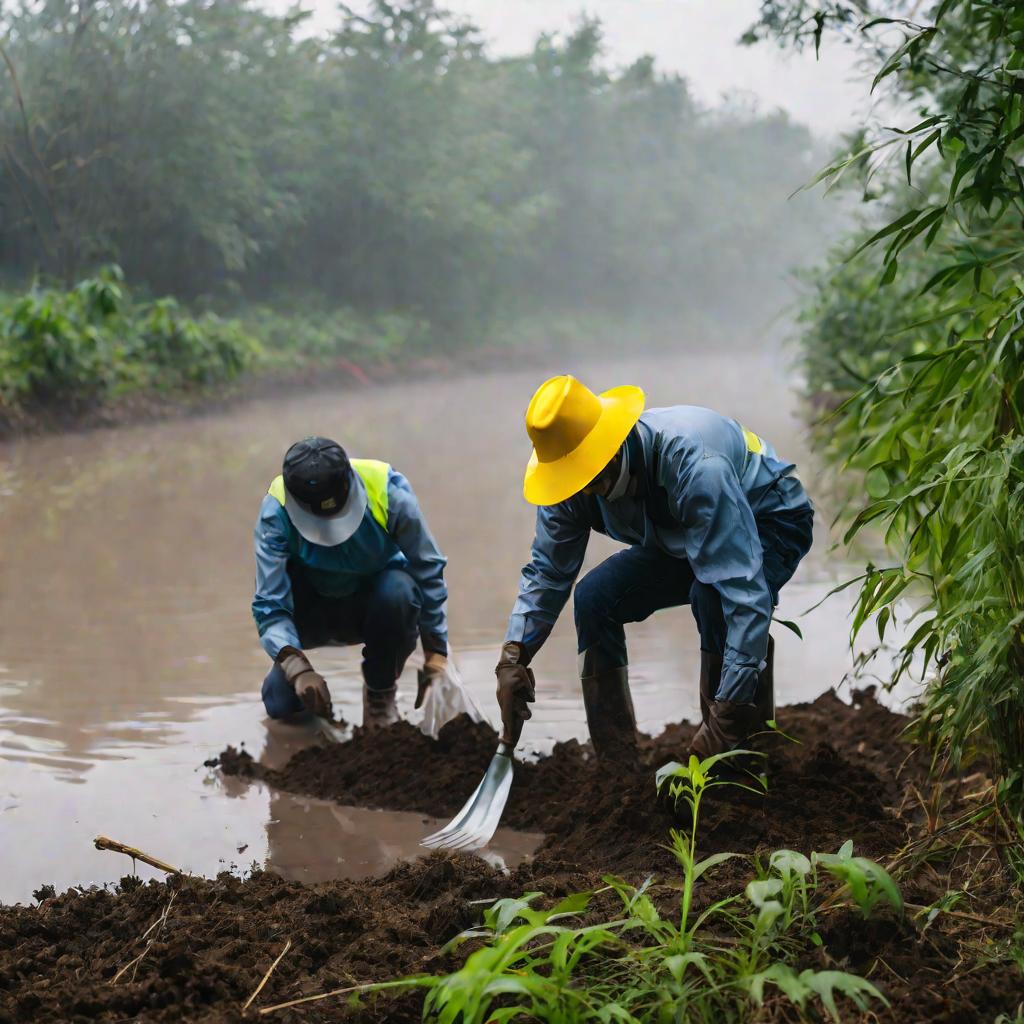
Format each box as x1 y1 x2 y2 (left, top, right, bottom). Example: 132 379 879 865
741 426 765 455
267 458 390 531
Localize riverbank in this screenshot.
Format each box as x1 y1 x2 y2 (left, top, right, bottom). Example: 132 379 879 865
0 269 738 441
0 345 536 441
2 691 1018 1023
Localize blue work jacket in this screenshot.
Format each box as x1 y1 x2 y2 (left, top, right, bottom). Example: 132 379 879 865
252 468 448 658
505 406 812 700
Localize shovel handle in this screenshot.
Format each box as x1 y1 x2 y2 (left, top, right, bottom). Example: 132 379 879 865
499 714 525 750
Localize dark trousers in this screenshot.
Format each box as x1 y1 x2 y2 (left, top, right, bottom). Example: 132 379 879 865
262 568 421 719
573 505 814 675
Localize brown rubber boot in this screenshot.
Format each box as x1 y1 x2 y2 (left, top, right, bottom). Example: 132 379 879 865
580 649 639 765
698 650 723 726
690 700 761 760
362 685 399 731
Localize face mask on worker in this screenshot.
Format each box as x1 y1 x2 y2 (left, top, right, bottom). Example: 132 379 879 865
583 444 630 500
604 444 631 501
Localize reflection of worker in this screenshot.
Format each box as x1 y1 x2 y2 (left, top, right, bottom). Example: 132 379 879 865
496 376 814 762
253 437 448 728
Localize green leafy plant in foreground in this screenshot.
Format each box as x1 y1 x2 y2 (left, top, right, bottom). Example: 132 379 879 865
417 753 895 1023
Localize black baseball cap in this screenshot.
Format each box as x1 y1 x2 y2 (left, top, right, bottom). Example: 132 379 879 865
281 437 367 546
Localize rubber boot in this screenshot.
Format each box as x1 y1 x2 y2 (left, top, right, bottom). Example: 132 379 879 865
698 650 723 726
690 700 762 761
580 648 638 764
362 685 399 731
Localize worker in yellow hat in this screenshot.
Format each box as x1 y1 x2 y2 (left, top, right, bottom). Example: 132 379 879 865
495 375 814 762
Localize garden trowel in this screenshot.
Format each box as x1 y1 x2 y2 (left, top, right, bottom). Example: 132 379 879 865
420 718 523 852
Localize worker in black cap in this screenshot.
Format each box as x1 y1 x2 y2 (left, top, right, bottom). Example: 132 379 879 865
252 437 449 728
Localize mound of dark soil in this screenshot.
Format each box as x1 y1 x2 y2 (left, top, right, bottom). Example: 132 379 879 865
0 857 515 1024
2 690 1018 1023
217 689 919 878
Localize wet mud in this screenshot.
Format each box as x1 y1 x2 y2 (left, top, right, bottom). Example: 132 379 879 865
2 691 1018 1022
216 688 918 878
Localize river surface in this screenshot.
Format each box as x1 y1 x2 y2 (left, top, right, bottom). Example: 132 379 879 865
0 351 918 904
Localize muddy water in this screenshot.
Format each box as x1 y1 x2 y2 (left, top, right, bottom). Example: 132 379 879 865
0 351 918 904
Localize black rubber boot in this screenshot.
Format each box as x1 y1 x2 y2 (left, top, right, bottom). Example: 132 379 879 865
580 649 639 765
690 700 762 761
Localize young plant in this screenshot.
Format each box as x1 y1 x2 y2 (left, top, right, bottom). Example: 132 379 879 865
654 750 766 942
422 891 619 1024
814 840 903 919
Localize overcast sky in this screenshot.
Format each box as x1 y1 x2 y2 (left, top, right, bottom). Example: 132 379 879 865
261 0 868 135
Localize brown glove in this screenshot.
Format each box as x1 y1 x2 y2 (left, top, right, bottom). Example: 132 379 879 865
276 646 332 719
495 641 535 745
415 653 448 709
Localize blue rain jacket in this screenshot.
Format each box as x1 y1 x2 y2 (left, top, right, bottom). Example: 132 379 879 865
253 468 448 659
505 406 812 700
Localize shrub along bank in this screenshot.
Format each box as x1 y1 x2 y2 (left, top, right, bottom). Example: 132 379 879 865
0 268 741 436
0 268 471 434
0 268 259 427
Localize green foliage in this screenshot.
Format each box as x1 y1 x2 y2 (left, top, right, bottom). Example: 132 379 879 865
239 305 426 369
750 0 1024 808
0 0 832 343
814 840 903 918
415 755 892 1023
0 267 260 411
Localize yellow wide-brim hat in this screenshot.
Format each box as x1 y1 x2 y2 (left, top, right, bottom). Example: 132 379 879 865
523 375 645 506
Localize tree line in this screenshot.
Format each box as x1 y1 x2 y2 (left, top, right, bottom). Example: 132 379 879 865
1 0 831 342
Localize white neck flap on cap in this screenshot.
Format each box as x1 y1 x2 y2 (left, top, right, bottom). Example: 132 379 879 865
283 471 368 547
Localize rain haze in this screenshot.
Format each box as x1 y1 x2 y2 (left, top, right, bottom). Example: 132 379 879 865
266 0 868 132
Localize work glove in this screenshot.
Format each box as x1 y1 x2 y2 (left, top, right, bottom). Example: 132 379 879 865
495 641 535 744
415 651 448 710
276 646 333 720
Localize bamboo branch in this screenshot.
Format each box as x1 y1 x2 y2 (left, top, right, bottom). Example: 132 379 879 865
93 836 181 875
242 939 292 1013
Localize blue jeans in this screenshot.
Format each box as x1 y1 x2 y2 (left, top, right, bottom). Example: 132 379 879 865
573 505 813 675
262 568 421 719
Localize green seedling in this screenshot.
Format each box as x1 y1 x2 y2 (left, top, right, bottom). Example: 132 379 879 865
746 964 887 1023
814 839 904 919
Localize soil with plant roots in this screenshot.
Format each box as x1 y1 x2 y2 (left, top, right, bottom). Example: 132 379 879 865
1 690 1018 1022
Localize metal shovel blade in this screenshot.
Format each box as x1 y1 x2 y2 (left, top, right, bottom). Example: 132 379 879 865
420 742 514 852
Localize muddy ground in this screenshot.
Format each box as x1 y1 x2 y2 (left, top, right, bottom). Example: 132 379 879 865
1 691 1019 1023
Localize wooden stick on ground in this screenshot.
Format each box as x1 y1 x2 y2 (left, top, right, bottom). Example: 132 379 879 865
93 836 180 875
242 939 292 1013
